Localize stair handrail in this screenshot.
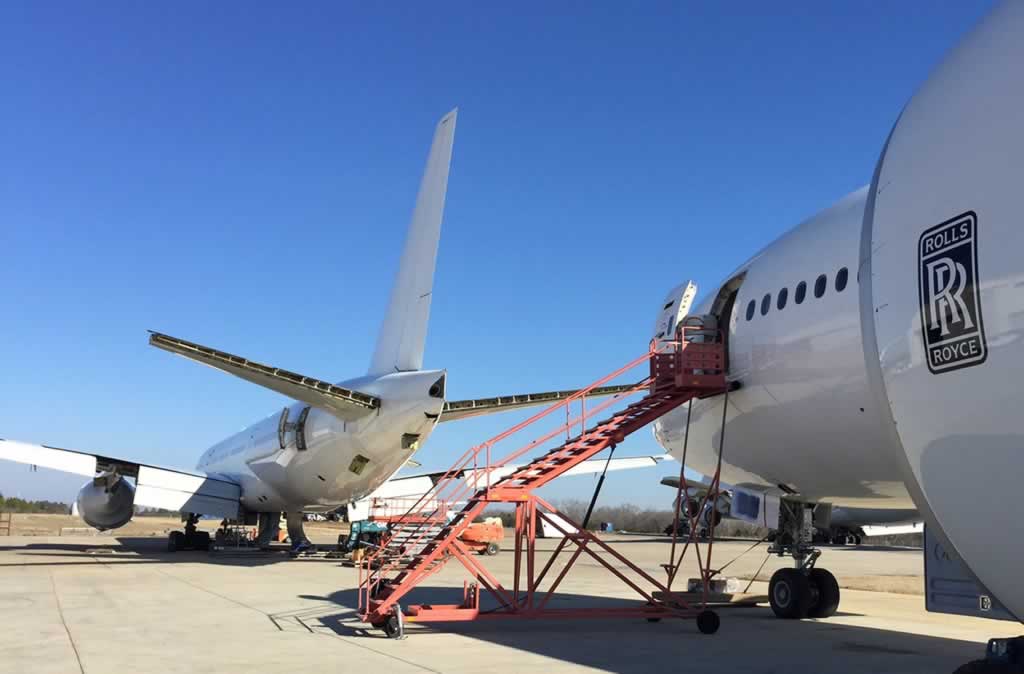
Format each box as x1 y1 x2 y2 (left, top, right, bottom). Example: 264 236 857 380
361 338 685 589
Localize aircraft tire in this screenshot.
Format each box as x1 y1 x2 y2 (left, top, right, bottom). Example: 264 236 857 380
769 568 813 619
167 531 184 552
807 568 840 618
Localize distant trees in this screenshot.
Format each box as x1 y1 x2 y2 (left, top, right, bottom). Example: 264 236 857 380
0 492 70 514
134 507 180 517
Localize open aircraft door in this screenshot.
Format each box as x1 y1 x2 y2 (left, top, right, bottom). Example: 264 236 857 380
652 281 697 346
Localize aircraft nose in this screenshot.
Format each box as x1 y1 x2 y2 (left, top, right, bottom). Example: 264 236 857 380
861 0 1024 621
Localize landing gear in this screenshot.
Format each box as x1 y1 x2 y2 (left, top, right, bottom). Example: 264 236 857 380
769 568 814 619
954 636 1024 673
767 502 841 619
807 568 840 618
167 513 211 552
285 511 312 553
829 528 863 546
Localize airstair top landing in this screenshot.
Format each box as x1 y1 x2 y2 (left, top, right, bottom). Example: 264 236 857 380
358 319 729 630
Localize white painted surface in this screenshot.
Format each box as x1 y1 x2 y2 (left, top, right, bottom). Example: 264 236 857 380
862 0 1024 620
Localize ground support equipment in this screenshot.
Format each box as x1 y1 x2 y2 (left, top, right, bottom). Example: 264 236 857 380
358 321 729 637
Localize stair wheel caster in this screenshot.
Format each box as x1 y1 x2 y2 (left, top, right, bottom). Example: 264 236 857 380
696 609 720 634
381 607 405 640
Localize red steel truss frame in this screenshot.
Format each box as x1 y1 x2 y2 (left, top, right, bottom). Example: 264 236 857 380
358 321 730 633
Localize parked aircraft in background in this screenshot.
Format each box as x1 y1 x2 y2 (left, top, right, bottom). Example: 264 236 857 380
658 475 920 545
651 1 1024 634
0 110 635 549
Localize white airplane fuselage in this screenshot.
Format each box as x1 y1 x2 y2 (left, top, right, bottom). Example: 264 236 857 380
656 0 1024 623
196 370 445 512
654 188 913 508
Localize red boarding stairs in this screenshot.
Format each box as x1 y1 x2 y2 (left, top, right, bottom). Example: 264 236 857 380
358 319 729 638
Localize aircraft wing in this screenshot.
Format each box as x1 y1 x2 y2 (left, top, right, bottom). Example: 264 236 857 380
0 438 242 519
659 475 718 494
344 454 674 520
148 331 380 422
440 383 640 422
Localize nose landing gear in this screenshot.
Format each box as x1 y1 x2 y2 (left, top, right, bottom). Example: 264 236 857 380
767 502 841 620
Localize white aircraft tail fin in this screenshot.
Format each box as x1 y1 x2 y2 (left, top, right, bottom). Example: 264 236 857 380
368 109 457 375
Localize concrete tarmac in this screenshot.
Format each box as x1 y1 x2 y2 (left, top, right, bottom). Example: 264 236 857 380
0 533 1018 674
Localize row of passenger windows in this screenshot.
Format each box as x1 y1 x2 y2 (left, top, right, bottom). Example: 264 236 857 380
745 267 849 320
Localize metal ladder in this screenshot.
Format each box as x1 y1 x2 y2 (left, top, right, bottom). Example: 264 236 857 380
358 320 728 631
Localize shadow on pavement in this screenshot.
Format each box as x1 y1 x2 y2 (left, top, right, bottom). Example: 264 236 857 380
283 586 982 674
0 537 341 568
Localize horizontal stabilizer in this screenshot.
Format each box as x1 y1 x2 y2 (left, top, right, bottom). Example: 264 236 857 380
440 383 638 422
148 331 380 422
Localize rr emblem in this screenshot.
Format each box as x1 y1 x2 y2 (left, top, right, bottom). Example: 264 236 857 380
918 212 987 374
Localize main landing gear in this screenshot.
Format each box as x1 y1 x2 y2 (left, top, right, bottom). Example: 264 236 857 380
767 502 840 620
167 513 211 552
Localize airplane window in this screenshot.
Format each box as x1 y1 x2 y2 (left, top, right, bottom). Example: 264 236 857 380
760 293 771 316
777 287 788 310
814 274 827 298
795 281 806 304
835 267 849 292
746 300 755 321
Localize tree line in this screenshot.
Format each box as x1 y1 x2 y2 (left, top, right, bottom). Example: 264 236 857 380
0 493 71 514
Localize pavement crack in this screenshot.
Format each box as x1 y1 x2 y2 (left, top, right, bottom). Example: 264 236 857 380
153 568 273 619
50 571 86 674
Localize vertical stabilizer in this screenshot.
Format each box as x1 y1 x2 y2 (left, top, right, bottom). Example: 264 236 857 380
368 109 457 374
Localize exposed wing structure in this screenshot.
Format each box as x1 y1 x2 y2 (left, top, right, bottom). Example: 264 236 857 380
440 383 639 422
148 331 380 422
0 439 241 519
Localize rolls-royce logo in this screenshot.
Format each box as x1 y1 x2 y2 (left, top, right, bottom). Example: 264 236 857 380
918 212 987 374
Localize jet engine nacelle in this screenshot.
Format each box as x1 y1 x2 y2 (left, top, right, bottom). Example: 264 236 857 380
76 474 135 531
862 0 1024 621
701 505 722 529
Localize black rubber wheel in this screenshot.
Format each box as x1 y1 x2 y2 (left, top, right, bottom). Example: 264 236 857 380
807 568 840 618
383 615 401 639
485 542 500 556
646 617 662 623
194 531 211 551
696 609 720 634
167 531 184 552
769 568 814 619
369 619 386 630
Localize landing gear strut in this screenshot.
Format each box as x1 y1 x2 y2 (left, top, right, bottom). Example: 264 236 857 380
767 502 840 619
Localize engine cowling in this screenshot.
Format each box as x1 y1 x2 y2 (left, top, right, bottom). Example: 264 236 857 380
861 0 1024 621
76 474 135 531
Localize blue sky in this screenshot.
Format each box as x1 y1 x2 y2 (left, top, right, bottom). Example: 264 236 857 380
0 2 994 506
